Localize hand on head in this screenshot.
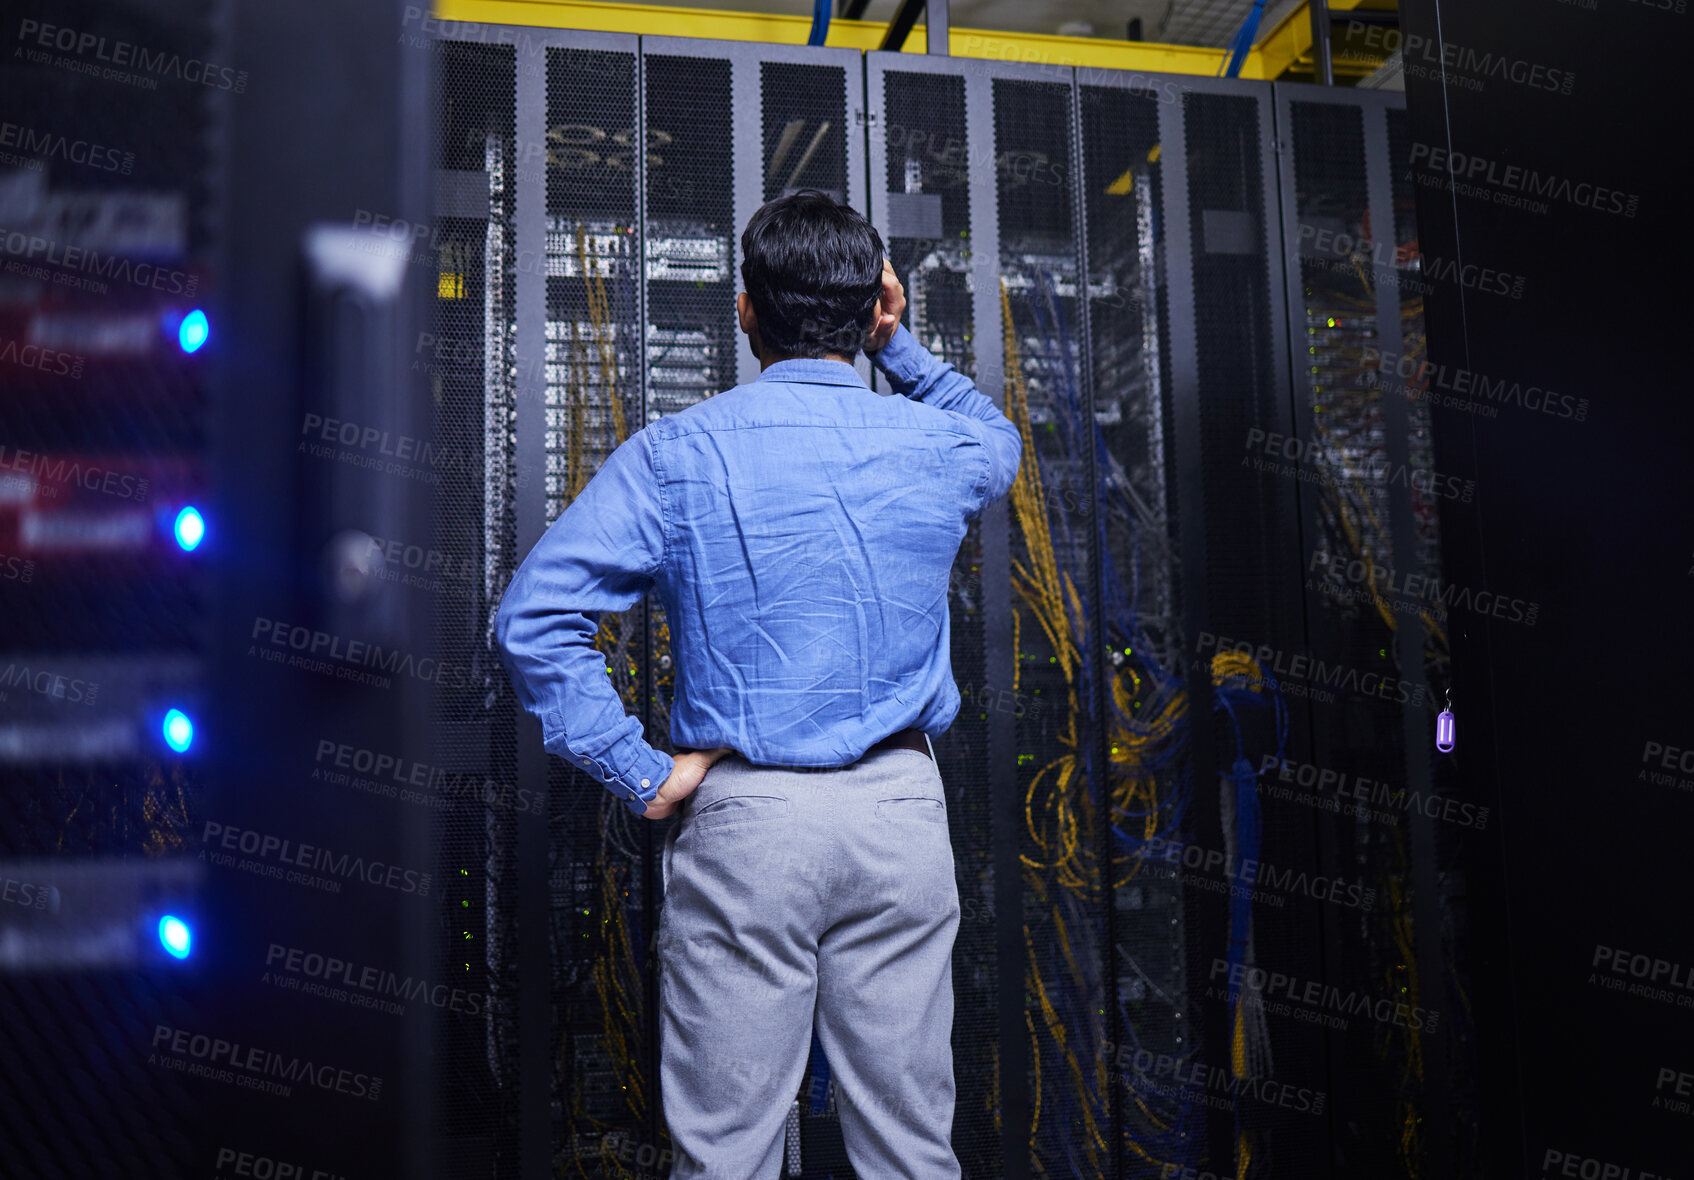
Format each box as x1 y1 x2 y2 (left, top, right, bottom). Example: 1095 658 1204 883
865 258 906 354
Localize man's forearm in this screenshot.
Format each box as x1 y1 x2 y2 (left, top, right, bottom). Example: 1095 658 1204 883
871 322 1004 423
491 431 677 818
871 322 1024 508
496 600 676 817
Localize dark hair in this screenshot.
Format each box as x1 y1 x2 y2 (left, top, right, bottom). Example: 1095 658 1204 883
740 190 885 360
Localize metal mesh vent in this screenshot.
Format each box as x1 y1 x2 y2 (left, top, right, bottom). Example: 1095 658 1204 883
1384 107 1443 584
760 62 849 203
1080 80 1193 1175
881 70 973 378
543 42 659 1171
1179 86 1332 1174
877 65 997 1180
992 73 1115 1178
429 36 518 1178
1183 90 1286 641
1284 96 1421 1178
1289 99 1392 661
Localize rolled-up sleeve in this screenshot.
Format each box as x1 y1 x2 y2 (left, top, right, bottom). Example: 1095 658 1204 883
493 429 675 817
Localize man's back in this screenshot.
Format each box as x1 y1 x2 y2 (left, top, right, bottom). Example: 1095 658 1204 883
647 344 1005 766
494 323 1020 810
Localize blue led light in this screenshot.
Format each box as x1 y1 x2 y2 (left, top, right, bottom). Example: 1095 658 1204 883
159 915 192 960
163 708 194 753
178 309 209 354
173 506 205 552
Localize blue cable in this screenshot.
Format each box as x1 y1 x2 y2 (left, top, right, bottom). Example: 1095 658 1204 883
1220 0 1268 78
807 0 831 46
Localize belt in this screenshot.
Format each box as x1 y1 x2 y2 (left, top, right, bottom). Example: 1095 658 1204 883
866 726 931 759
729 727 930 770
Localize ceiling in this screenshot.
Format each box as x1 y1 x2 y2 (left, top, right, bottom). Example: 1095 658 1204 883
633 0 1308 47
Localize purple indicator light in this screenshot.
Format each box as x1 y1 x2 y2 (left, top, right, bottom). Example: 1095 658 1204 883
1436 710 1456 753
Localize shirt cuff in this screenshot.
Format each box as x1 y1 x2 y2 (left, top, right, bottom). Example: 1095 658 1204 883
542 720 675 817
609 746 675 817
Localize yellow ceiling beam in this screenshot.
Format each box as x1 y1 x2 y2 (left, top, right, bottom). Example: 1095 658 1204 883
1252 0 1395 80
430 0 1396 81
433 0 1242 76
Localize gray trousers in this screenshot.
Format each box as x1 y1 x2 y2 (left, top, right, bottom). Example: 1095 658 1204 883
657 745 962 1179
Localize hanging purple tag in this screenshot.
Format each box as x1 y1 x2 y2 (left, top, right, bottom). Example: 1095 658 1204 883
1436 709 1456 753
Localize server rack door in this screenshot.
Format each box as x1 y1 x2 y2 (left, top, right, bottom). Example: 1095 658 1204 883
1073 66 1195 1180
428 23 651 1180
1088 68 1328 1179
866 49 1023 1180
537 30 653 1180
868 48 1154 1180
637 34 869 1176
1273 79 1474 1179
427 29 524 1180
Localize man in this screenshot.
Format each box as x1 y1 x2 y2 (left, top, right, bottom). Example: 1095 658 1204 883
494 191 1020 1179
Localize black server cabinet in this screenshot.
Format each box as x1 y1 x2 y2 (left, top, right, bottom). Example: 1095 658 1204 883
0 0 223 1172
1272 81 1482 1179
425 25 868 1178
1102 72 1328 1180
1 0 438 1176
422 26 1489 1180
863 52 1319 1180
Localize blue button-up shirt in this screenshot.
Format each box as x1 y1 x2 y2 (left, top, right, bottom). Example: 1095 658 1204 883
493 323 1021 816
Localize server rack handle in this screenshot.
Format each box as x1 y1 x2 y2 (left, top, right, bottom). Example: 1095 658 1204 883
299 224 411 645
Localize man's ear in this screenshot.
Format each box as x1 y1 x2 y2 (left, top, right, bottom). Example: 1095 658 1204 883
737 292 763 363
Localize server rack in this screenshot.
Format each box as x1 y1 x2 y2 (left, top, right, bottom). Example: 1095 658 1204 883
1 0 439 1175
427 25 1472 1180
862 52 1319 1180
1271 81 1474 1178
426 26 869 1177
1097 69 1330 1180
0 0 221 1172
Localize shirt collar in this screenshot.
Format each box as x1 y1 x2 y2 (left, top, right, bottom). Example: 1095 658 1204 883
753 357 870 389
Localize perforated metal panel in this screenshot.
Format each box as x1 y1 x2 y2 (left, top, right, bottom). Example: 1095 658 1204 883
1273 82 1468 1180
991 68 1122 1180
868 52 1023 1180
1161 76 1335 1180
429 35 518 1176
429 27 871 1176
1076 71 1192 1179
540 42 658 1167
